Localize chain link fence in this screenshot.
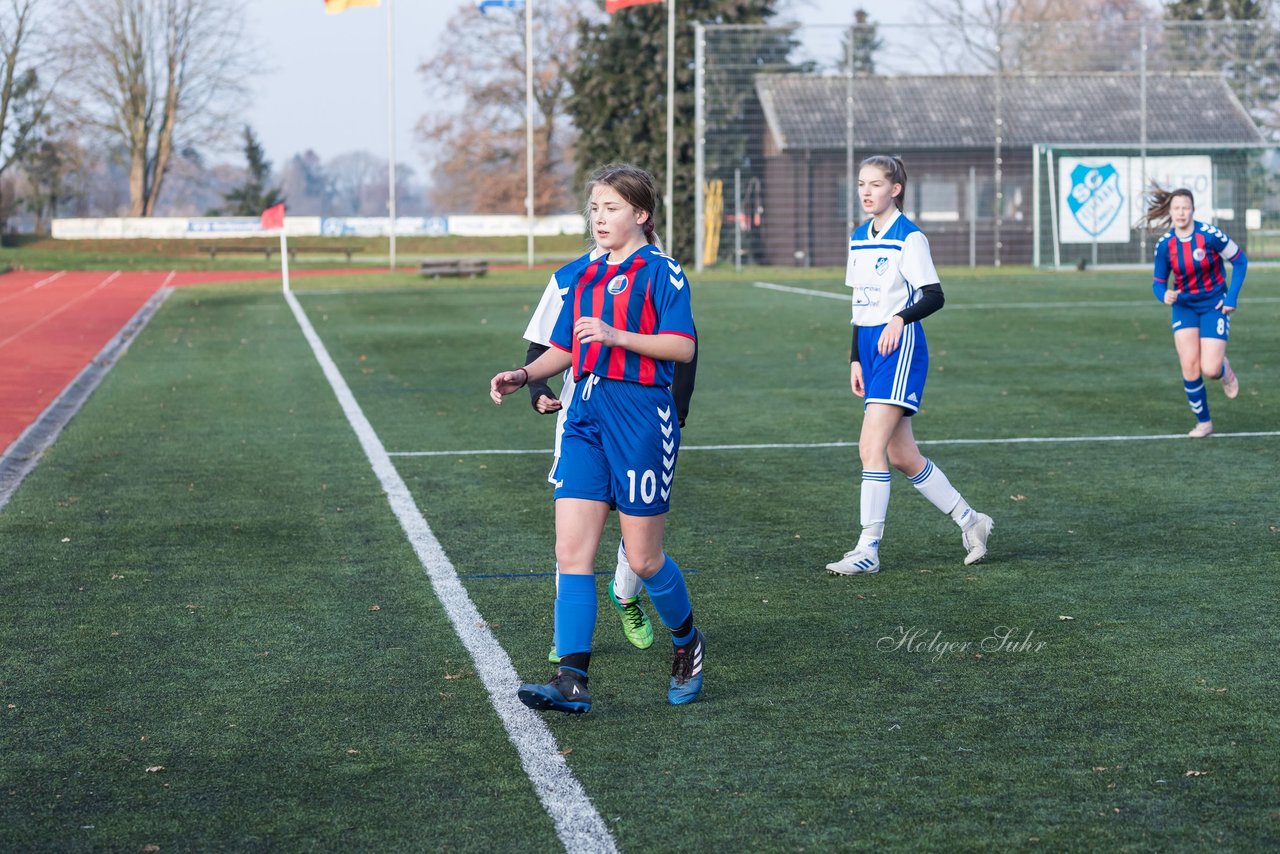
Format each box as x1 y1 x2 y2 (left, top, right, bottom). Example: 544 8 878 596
694 20 1280 270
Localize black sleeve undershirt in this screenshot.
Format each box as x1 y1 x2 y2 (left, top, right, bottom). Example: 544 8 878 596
850 283 945 363
671 328 697 427
523 341 555 410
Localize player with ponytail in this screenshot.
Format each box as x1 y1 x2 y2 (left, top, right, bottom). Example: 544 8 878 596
489 164 704 713
826 154 993 576
1141 186 1247 438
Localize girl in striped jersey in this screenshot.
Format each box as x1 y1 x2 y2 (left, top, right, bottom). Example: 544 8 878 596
826 155 992 577
1143 187 1247 438
490 164 703 713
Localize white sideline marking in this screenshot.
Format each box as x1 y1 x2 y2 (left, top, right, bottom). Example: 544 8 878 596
282 289 617 854
752 281 1280 310
390 430 1280 458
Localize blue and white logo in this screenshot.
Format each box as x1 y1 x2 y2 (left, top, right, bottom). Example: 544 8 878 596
1067 163 1124 238
606 274 629 295
875 257 889 276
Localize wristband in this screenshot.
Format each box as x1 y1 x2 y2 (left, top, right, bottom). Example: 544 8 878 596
516 367 529 388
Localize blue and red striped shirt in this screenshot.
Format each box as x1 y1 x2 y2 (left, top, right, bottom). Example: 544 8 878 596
1152 220 1246 307
550 243 695 387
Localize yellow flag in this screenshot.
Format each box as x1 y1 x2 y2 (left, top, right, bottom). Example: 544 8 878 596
324 0 380 14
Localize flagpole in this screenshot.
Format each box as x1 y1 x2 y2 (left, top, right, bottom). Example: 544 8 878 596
280 229 291 294
525 0 535 269
386 0 398 271
665 0 674 252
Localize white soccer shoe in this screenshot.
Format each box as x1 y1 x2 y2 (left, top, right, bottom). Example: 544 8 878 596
961 512 994 566
826 548 880 576
1221 360 1239 400
1188 420 1214 439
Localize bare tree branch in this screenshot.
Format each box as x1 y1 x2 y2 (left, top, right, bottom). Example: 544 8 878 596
63 0 254 216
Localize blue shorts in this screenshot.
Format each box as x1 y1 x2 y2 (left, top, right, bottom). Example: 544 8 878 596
857 322 929 414
551 374 679 516
1171 299 1230 341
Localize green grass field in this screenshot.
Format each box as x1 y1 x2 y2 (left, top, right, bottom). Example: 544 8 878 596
2 263 1278 852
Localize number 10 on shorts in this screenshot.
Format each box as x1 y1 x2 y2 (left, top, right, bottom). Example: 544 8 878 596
627 469 659 504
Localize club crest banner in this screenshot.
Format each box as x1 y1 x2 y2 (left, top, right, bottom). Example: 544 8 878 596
1058 155 1213 244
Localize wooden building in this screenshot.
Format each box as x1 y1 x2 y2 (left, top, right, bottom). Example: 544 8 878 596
750 73 1264 267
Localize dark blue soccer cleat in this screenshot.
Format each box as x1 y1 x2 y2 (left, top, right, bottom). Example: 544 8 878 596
518 668 592 714
668 629 705 706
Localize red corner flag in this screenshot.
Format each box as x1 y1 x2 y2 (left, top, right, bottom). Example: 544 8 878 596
261 203 285 231
606 0 662 11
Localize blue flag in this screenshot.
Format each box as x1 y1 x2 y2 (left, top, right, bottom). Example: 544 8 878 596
476 0 523 12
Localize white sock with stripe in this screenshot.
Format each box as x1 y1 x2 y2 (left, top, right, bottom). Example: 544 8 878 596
858 470 891 550
909 459 975 529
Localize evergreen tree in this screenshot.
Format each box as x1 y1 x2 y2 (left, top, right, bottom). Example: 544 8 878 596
566 0 794 262
1162 0 1278 135
1164 0 1267 19
842 8 883 75
215 126 284 216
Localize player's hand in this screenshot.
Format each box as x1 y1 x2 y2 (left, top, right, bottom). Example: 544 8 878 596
850 362 865 398
534 394 562 414
877 316 905 356
1217 299 1236 315
1163 289 1179 305
490 368 527 404
574 317 621 347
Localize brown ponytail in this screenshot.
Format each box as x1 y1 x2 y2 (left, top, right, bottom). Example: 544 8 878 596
1140 185 1194 232
586 163 660 245
860 154 908 211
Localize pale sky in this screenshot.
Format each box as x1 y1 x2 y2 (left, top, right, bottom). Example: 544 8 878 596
246 0 911 175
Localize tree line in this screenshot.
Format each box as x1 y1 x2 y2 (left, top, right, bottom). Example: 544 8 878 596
0 0 431 233
422 0 1276 262
1 0 1273 251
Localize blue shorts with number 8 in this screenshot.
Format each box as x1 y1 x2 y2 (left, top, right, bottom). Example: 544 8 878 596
552 374 679 516
1171 298 1230 341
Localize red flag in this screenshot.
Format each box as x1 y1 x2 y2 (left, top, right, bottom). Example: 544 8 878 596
261 204 285 231
606 0 662 11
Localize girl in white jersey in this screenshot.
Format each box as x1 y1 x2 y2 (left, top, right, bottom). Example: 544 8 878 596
826 155 993 576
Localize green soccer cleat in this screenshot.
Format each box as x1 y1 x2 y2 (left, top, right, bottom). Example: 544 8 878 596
547 646 559 663
609 581 654 650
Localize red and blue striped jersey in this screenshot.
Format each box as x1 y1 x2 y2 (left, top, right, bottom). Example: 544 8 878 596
1152 221 1240 301
550 243 695 387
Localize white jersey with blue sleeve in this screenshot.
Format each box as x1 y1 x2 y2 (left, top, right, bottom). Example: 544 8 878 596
522 246 605 483
523 247 606 347
845 209 940 327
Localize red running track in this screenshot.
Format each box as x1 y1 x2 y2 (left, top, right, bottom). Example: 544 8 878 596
0 268 360 456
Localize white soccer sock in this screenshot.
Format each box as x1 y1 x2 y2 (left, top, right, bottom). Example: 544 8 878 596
909 459 974 528
858 471 891 550
611 539 642 601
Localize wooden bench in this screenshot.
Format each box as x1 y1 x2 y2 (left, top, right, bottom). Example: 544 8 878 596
420 259 489 278
197 244 364 262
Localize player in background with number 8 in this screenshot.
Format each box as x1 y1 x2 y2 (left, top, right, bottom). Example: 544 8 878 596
825 155 993 577
1142 187 1248 438
490 163 703 713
